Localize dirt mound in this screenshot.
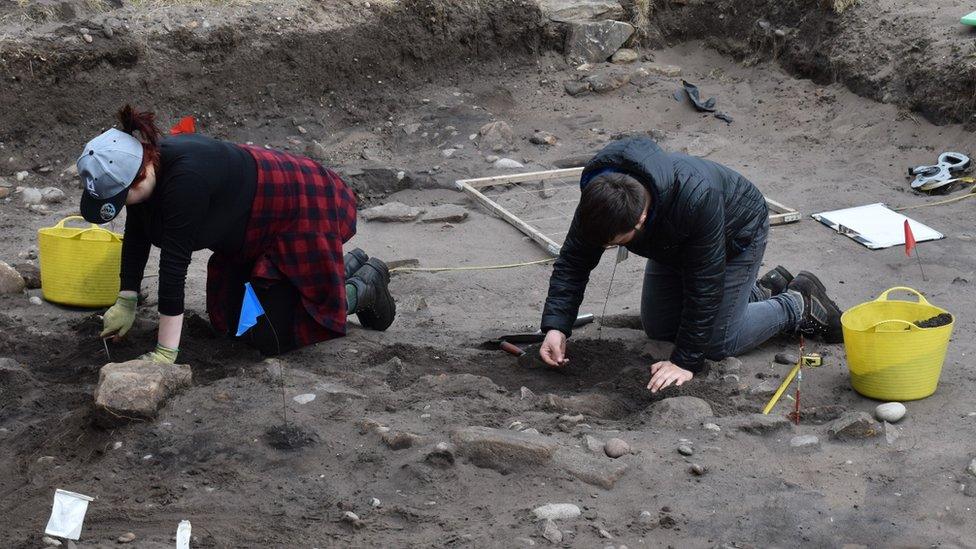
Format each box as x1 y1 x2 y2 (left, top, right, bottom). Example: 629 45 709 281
0 0 550 179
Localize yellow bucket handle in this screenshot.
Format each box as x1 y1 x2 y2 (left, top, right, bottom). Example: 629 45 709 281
865 318 922 333
53 215 122 242
875 286 930 306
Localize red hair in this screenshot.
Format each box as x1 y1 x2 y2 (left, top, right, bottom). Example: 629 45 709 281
117 105 162 184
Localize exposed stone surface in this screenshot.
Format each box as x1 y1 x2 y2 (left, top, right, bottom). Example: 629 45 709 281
20 186 42 205
493 158 525 169
790 435 821 451
40 187 66 204
382 430 423 450
478 121 515 152
564 80 591 96
583 434 605 454
0 261 26 294
539 0 625 22
93 360 192 426
644 62 683 77
585 70 632 94
540 519 562 543
361 202 424 222
827 411 882 441
530 131 558 146
12 262 40 289
532 503 581 521
564 20 635 64
553 447 629 489
452 426 560 471
727 414 792 435
611 48 638 64
314 380 367 400
604 438 630 458
542 393 627 419
646 396 713 427
875 402 906 423
421 204 469 223
416 373 502 398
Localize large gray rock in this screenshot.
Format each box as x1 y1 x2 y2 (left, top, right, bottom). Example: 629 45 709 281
552 447 629 489
93 360 192 426
478 121 515 152
539 0 624 22
452 426 560 471
565 20 635 64
646 396 713 427
421 204 469 223
828 411 882 441
0 261 26 294
361 202 424 222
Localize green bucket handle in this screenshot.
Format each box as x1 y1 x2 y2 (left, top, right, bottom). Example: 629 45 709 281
875 286 931 306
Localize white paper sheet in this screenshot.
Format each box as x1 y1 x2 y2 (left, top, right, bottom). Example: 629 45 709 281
44 489 94 540
811 203 944 250
176 520 191 549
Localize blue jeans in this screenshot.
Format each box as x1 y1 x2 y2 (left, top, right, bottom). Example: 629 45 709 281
640 220 801 361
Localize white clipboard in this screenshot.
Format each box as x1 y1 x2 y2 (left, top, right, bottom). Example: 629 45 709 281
811 203 943 250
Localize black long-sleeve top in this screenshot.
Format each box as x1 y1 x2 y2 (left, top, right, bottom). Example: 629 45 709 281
119 134 257 316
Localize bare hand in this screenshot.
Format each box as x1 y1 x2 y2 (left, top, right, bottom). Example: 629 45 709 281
647 360 693 393
539 330 569 368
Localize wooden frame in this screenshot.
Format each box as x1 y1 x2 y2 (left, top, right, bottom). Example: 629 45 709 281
456 168 800 256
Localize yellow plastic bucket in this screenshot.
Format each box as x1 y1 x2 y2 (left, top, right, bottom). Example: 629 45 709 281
841 287 953 401
38 216 123 308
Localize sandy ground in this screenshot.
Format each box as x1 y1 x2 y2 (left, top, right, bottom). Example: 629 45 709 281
2 2 976 547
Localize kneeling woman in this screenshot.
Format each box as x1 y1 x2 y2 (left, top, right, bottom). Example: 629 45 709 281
78 106 395 362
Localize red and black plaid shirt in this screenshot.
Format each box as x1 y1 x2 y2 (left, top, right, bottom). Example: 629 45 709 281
206 146 357 346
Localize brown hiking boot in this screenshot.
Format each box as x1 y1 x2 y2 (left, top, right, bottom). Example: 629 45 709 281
787 271 843 343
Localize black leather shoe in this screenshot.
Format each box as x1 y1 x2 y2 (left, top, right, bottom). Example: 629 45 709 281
787 271 843 343
344 248 369 281
349 258 396 331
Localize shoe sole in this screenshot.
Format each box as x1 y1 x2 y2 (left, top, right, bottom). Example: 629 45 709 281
772 265 794 285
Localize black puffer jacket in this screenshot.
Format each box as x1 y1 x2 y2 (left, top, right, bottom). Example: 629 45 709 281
540 137 768 372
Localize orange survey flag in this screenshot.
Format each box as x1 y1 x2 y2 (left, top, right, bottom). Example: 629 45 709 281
904 219 916 257
169 116 196 135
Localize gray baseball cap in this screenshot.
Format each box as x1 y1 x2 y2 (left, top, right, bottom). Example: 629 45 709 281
78 128 143 224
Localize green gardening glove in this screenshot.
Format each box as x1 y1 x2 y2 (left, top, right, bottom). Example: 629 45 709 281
100 294 138 339
139 343 179 364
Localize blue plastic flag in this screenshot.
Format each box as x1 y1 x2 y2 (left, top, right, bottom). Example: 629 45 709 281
236 282 266 337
